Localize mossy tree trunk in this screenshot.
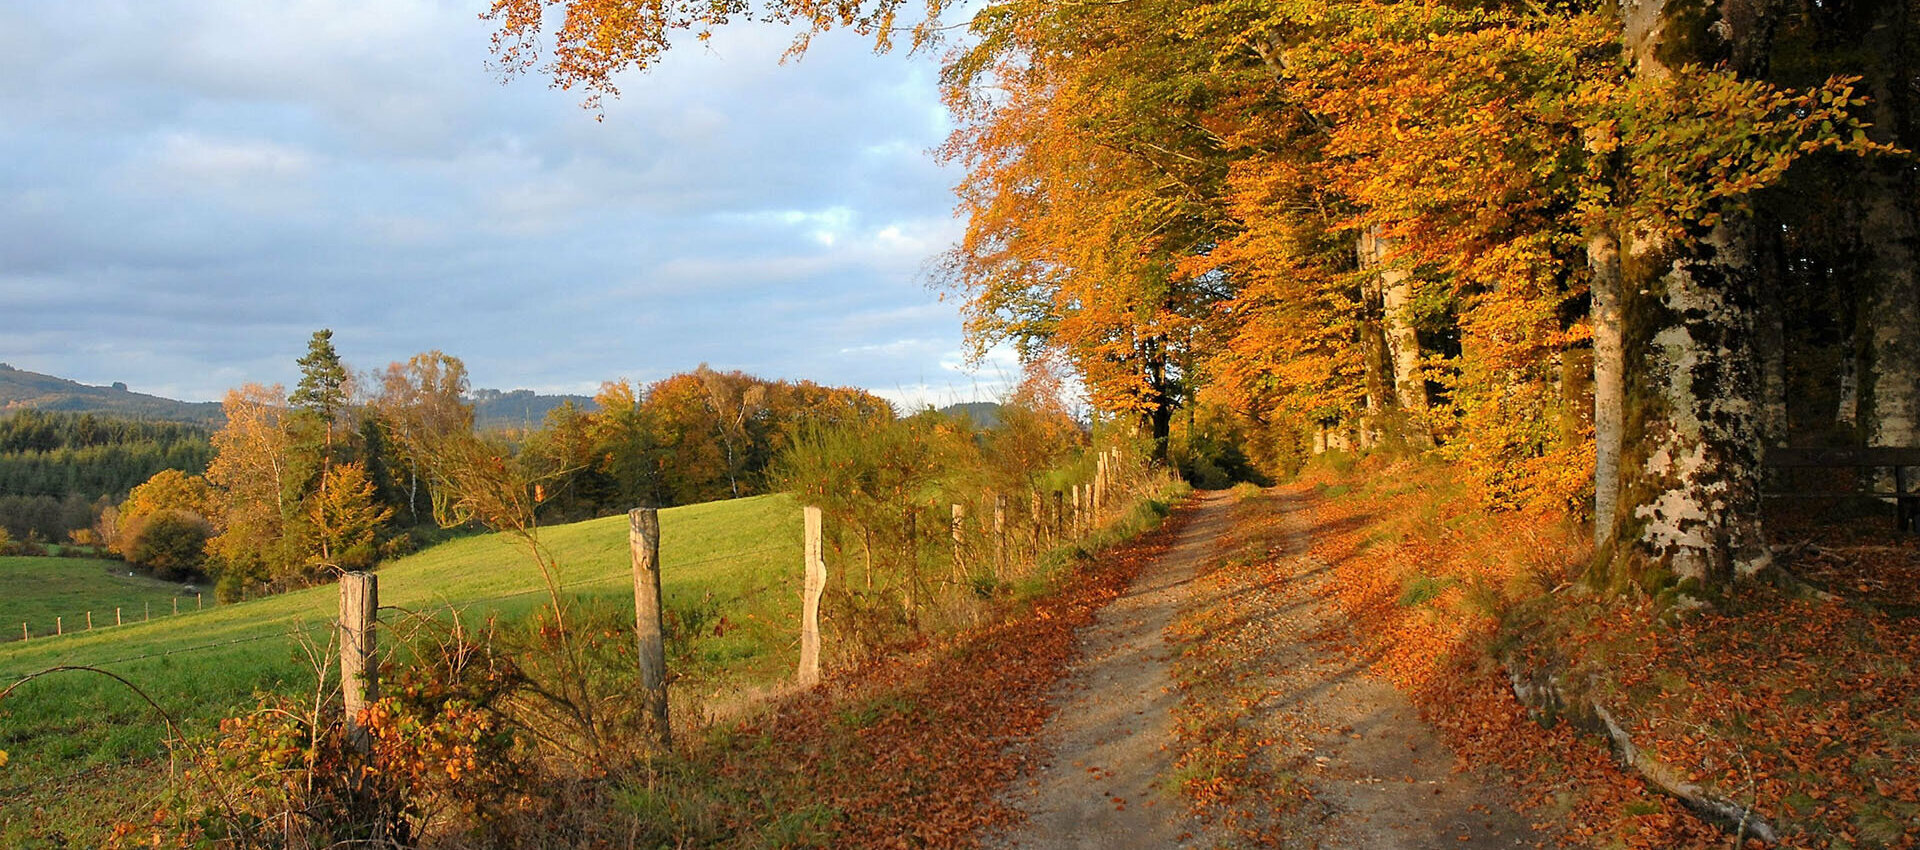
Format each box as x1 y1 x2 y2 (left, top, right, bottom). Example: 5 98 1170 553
1594 0 1778 591
1856 0 1920 452
1590 232 1625 548
1358 226 1432 448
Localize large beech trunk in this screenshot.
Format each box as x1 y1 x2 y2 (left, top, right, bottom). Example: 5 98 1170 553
1590 232 1624 547
1604 224 1774 586
1856 5 1920 450
1595 0 1775 589
1356 226 1430 446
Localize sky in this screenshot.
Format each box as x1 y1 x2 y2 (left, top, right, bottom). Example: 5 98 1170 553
0 0 1017 410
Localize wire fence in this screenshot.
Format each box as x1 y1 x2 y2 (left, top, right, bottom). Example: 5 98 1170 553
0 541 797 808
0 458 1148 823
7 591 208 644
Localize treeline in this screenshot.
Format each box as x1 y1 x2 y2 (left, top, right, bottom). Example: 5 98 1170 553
930 0 1916 593
525 369 894 521
110 331 900 599
505 0 1919 594
0 410 213 542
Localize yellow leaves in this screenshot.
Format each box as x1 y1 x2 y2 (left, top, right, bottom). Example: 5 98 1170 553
1583 70 1891 237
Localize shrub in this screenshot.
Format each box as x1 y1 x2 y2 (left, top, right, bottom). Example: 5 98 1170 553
126 510 212 581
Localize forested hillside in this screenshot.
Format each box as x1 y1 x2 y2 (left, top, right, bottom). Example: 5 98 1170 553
0 410 212 542
470 387 597 431
0 363 222 424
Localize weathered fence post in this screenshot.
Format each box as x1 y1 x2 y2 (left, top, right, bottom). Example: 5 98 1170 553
1072 484 1084 535
21 622 27 641
197 593 202 610
1029 490 1044 552
172 597 178 616
629 507 671 748
1095 455 1108 517
116 607 122 626
145 601 150 621
340 572 378 751
798 505 826 687
951 502 965 578
56 616 62 636
993 493 1007 572
86 611 93 630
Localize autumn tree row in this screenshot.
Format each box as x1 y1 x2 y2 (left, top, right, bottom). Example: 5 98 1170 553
113 331 898 598
489 0 1916 596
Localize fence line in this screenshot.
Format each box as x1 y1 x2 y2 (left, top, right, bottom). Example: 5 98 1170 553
11 591 203 645
6 544 793 648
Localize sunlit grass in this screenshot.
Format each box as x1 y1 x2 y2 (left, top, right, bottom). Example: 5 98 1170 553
0 556 189 641
0 494 805 838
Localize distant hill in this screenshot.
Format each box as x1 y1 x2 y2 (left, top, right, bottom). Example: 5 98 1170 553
0 363 223 425
470 388 597 432
936 401 1004 429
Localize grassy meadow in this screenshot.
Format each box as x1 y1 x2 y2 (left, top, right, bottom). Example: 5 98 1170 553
0 494 805 839
1 557 192 642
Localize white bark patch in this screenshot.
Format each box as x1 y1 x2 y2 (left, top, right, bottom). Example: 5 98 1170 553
1636 441 1727 580
1634 237 1766 581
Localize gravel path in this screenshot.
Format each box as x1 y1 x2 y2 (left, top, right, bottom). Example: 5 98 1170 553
990 490 1232 850
1240 488 1537 849
990 487 1542 849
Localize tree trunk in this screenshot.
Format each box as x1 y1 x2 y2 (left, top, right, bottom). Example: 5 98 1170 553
1141 339 1176 463
1857 5 1920 451
1753 216 1790 448
1599 0 1776 590
1605 223 1774 588
1356 235 1392 449
1590 231 1625 547
1360 227 1431 436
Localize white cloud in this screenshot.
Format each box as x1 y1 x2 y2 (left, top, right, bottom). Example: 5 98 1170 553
1 0 976 405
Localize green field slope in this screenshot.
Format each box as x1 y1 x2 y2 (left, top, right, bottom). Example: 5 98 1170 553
0 557 193 641
0 494 804 836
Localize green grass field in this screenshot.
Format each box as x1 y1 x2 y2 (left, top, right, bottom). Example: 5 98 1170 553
0 495 805 839
0 557 192 642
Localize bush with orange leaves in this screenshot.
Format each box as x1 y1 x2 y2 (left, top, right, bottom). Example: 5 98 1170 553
111 620 544 849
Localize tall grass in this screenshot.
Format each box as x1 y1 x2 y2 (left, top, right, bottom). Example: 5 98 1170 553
0 495 804 842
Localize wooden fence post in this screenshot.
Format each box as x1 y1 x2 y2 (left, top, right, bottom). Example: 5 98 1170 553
340 572 378 751
951 502 965 577
56 616 62 636
197 593 202 610
173 597 178 616
993 493 1007 572
86 611 93 630
798 506 826 687
1095 455 1108 517
1030 490 1044 551
21 622 27 641
629 507 671 748
145 601 150 621
116 607 122 626
1052 490 1064 540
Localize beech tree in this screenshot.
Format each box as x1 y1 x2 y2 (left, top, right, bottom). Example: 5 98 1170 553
205 383 299 594
490 0 1906 599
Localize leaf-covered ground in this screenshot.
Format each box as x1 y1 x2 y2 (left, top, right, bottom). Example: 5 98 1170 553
617 497 1196 848
1167 485 1539 848
1282 455 1920 849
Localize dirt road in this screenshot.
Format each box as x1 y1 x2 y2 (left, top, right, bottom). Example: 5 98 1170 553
990 490 1231 849
990 488 1539 849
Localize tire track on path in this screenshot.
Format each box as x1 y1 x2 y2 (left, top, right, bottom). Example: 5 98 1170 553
990 489 1232 850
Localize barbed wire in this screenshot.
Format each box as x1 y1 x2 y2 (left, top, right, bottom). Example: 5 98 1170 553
5 543 797 649
0 482 1144 814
